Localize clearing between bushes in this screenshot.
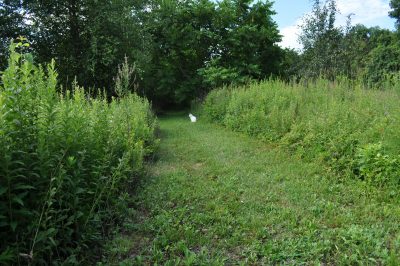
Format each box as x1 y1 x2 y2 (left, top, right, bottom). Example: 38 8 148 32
103 113 400 265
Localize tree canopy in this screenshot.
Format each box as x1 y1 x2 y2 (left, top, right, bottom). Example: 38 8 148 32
0 0 284 107
1 0 400 107
297 0 400 84
390 0 400 29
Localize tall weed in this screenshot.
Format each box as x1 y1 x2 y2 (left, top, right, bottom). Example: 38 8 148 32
202 78 400 186
0 42 157 264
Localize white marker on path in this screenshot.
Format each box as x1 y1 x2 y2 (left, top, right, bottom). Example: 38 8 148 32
189 113 197 122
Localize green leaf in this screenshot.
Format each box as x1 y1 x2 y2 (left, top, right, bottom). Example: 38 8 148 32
49 237 57 246
12 196 24 206
10 221 17 232
0 187 7 196
14 185 35 190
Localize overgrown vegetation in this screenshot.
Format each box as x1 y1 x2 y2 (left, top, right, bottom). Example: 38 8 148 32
99 114 400 265
2 0 400 264
202 78 400 187
0 42 157 264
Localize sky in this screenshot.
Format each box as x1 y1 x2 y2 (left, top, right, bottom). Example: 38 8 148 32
272 0 396 50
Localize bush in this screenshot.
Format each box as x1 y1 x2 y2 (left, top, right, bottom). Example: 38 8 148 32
201 87 232 123
202 78 400 186
356 143 400 187
0 42 157 264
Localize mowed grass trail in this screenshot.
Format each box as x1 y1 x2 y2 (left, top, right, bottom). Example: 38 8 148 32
103 113 400 265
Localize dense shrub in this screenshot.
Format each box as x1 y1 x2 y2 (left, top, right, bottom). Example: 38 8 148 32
202 78 400 186
202 87 233 123
356 143 400 187
0 42 157 264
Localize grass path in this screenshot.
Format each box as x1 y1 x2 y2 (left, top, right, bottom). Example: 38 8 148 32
104 113 400 265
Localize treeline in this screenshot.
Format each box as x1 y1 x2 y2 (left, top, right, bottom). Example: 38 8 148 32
1 0 284 107
296 0 400 85
1 0 400 107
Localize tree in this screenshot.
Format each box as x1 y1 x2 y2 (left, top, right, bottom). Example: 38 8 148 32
364 30 400 85
298 0 347 79
24 0 89 88
0 0 29 69
343 25 398 79
83 0 152 93
389 0 400 29
198 0 282 88
0 0 286 107
23 0 151 94
142 0 217 107
279 48 301 80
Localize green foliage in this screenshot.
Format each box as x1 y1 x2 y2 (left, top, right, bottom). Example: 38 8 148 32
201 87 233 123
198 0 283 86
202 78 400 186
297 0 400 85
298 0 348 79
0 42 157 264
142 0 282 107
198 62 250 89
1 0 151 94
0 0 29 68
1 0 284 107
356 143 400 187
142 0 216 107
340 25 400 86
114 56 138 97
390 0 400 29
364 40 400 85
2 0 400 108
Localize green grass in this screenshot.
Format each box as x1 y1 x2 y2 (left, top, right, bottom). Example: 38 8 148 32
102 113 400 265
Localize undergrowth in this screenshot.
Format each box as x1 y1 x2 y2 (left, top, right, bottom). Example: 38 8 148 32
202 78 400 186
0 41 157 264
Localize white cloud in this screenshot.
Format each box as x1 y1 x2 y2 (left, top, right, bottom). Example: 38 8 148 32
278 0 391 50
336 0 390 24
279 23 303 50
